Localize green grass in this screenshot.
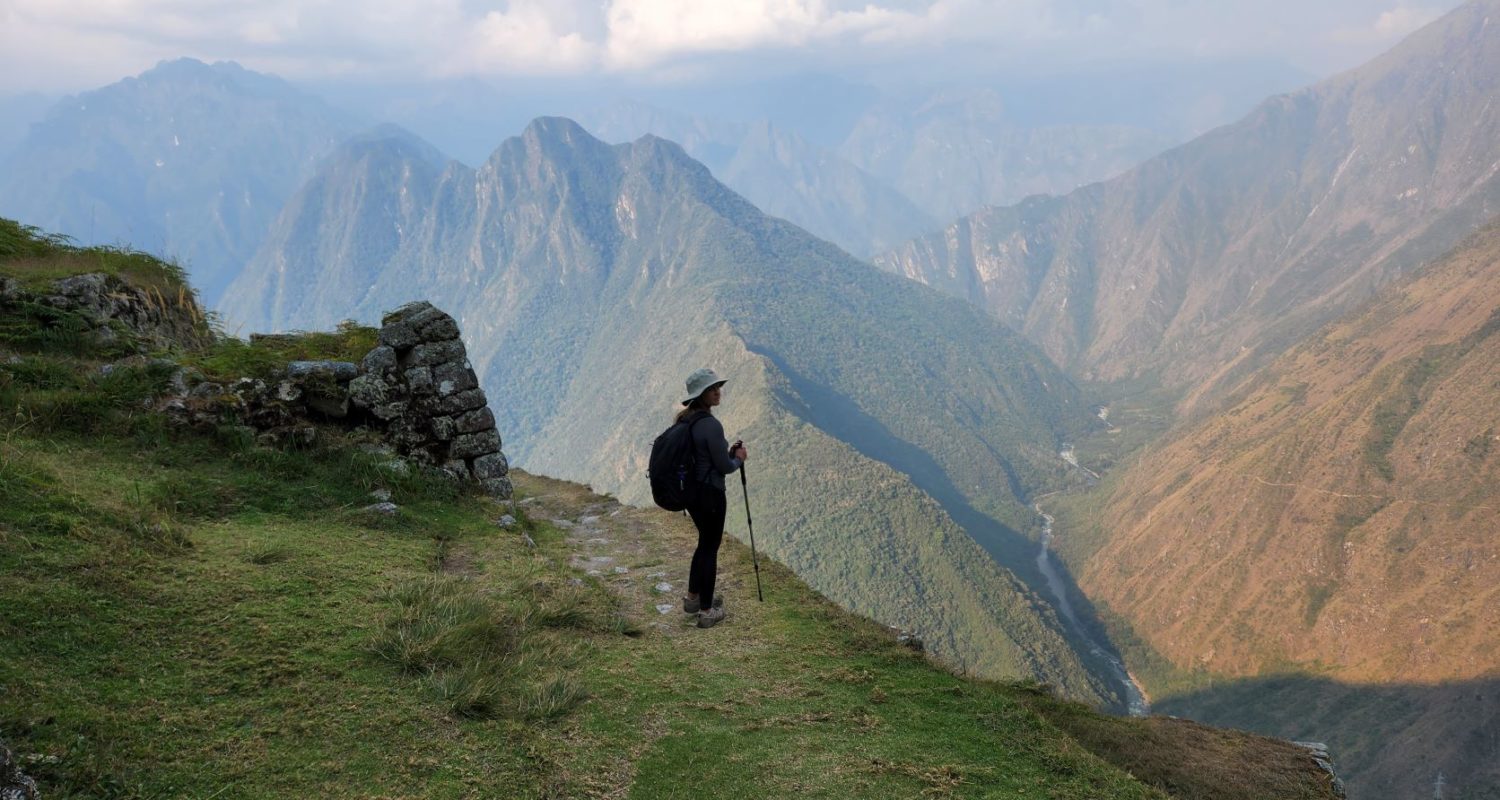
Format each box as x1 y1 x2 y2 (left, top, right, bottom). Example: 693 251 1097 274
183 321 379 382
0 218 194 296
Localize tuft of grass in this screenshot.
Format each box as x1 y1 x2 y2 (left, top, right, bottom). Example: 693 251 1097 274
517 677 588 722
246 545 291 565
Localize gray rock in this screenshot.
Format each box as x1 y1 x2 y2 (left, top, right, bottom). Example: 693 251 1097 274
655 603 676 615
480 476 513 499
189 381 224 399
370 488 393 502
612 566 629 574
454 407 495 434
286 360 359 382
496 514 517 528
362 502 400 516
361 345 398 376
440 459 469 481
419 315 460 343
431 388 487 416
430 414 457 441
523 533 537 548
471 452 509 479
98 363 117 377
0 276 21 301
433 362 478 395
409 339 465 367
380 459 410 476
378 320 419 350
403 366 434 395
654 582 673 593
53 272 108 300
381 300 437 326
371 400 408 421
383 301 445 329
580 515 600 526
451 429 501 459
347 374 389 409
0 739 40 800
276 380 303 402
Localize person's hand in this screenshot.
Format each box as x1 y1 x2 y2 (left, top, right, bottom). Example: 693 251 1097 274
732 441 748 461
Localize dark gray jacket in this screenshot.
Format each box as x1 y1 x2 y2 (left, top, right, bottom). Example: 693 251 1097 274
690 413 742 491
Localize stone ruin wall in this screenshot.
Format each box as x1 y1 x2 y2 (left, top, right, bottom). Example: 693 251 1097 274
187 301 513 499
0 273 511 500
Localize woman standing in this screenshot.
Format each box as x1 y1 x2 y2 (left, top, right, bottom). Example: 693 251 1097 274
678 367 747 628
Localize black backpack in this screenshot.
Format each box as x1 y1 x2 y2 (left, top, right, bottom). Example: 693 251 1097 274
648 412 710 511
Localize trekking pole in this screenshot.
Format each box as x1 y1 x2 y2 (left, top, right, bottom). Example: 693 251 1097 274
739 464 764 602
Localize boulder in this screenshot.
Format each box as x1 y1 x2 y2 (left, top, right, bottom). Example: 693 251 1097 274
361 345 398 376
347 374 389 409
408 339 465 367
404 366 435 396
285 360 359 382
472 452 509 480
0 739 39 800
430 415 457 441
455 407 494 434
451 429 501 459
433 361 478 395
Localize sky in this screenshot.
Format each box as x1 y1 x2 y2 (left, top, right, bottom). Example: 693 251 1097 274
0 0 1466 94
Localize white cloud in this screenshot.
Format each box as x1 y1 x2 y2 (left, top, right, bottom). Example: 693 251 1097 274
0 0 1468 92
1332 4 1442 44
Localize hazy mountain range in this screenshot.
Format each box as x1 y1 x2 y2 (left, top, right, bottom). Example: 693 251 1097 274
877 0 1500 410
0 59 356 303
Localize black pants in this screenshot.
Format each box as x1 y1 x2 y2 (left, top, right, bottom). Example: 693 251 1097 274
686 486 727 608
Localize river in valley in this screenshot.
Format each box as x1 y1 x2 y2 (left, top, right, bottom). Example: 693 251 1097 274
1033 503 1150 716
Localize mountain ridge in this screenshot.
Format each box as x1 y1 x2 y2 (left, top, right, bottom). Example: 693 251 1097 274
877 0 1500 411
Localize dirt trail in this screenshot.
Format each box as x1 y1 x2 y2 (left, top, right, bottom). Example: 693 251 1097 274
511 471 758 636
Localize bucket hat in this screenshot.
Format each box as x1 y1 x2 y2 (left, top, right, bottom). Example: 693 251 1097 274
682 367 727 405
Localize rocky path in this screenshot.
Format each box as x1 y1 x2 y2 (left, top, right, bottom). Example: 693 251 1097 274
510 472 758 636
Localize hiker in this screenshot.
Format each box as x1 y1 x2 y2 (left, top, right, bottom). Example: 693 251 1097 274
677 367 747 628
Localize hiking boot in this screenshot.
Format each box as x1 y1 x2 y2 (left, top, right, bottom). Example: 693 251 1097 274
696 606 726 628
682 595 724 614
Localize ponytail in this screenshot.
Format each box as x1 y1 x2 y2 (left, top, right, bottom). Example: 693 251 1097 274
676 396 712 423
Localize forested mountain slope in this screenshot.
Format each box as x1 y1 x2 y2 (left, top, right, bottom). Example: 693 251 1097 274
877 0 1500 410
0 58 355 304
221 118 1120 701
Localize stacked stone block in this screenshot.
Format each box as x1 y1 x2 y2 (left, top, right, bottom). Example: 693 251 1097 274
347 302 511 499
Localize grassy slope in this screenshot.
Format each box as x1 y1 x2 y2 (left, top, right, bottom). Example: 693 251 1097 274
0 435 1337 799
0 225 1337 799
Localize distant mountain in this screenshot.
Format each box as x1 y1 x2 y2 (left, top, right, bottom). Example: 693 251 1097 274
222 118 1124 703
839 88 1174 223
581 102 937 257
0 58 357 303
878 0 1500 409
0 92 54 158
1075 218 1500 798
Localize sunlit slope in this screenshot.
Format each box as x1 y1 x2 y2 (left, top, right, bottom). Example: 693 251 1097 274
1083 219 1500 683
